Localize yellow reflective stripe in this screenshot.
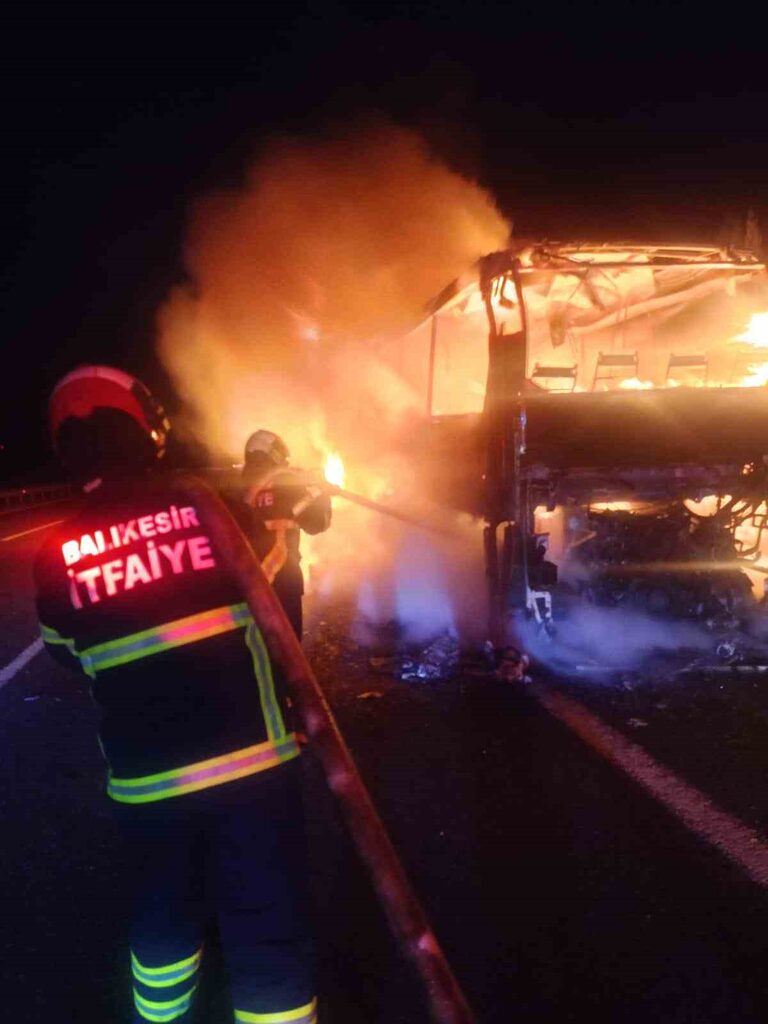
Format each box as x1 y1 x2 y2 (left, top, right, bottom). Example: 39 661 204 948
135 986 196 1010
261 528 288 584
132 948 201 975
40 623 85 669
245 623 286 742
40 623 73 646
235 998 317 1022
108 734 300 803
134 983 197 1021
131 948 202 987
80 603 250 673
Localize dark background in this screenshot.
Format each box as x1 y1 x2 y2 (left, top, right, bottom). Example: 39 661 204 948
2 0 767 480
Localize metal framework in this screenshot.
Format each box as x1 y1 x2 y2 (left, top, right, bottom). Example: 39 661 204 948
471 242 768 644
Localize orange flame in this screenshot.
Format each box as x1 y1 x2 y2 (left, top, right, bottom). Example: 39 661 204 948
732 312 768 348
727 312 768 387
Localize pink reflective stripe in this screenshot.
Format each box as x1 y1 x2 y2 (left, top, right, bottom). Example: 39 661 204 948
82 603 251 671
157 608 238 644
108 734 301 803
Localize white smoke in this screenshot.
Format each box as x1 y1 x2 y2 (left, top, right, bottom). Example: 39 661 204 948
519 603 714 677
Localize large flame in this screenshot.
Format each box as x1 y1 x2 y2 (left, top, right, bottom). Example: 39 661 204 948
156 123 507 633
155 134 768 633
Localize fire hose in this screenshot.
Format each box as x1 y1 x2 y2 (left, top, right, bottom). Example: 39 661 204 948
176 474 478 1024
324 483 462 538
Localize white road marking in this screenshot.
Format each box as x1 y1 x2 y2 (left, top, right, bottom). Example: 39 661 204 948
0 638 44 688
0 519 64 542
532 683 768 888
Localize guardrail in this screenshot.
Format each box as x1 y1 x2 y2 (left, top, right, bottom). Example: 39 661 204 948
0 469 238 516
0 483 73 515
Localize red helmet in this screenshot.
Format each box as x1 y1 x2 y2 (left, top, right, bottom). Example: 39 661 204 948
49 365 170 459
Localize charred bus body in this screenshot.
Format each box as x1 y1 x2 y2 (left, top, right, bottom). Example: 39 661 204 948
393 243 768 643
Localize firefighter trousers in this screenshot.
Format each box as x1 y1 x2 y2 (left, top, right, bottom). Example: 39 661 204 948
114 763 316 1023
273 567 304 640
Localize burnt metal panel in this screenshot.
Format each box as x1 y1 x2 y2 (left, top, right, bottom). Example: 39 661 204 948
516 387 768 468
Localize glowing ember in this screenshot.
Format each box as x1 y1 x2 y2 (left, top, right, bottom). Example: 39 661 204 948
617 377 655 390
683 495 724 517
324 452 346 488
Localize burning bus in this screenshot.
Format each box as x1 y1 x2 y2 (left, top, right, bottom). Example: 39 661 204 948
379 242 768 647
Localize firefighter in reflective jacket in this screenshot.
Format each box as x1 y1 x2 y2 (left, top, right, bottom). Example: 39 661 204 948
34 366 317 1024
230 430 331 639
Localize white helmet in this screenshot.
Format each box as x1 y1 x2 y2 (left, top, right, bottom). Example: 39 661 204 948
243 429 290 467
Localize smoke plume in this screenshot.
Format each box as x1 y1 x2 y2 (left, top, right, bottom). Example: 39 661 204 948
157 121 509 467
156 122 509 638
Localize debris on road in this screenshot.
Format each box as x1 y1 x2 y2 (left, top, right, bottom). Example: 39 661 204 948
400 632 460 681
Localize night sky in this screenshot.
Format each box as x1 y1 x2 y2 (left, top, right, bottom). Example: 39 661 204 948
3 1 767 480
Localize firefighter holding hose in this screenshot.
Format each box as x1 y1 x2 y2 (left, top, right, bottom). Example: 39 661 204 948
229 429 331 639
33 366 317 1024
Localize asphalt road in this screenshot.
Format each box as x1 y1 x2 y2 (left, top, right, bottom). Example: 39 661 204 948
4 499 768 1022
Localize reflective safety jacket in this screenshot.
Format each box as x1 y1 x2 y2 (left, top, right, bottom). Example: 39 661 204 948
33 476 300 804
229 467 331 591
